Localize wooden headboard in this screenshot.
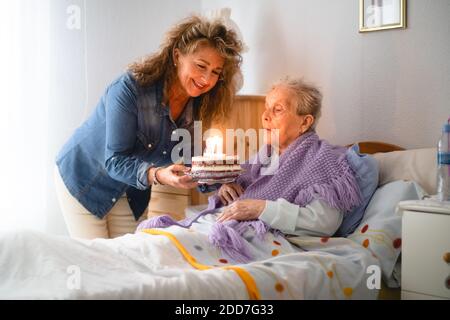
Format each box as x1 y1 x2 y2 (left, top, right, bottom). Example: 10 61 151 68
217 95 405 156
350 141 405 154
213 95 405 156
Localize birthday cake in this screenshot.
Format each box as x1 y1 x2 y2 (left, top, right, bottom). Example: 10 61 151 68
189 155 243 184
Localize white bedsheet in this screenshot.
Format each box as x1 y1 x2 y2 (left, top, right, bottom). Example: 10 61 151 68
0 216 380 300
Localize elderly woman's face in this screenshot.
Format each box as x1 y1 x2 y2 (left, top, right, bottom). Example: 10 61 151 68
174 45 225 97
262 86 307 150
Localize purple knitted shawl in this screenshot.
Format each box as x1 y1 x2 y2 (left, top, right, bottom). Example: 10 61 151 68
136 132 362 262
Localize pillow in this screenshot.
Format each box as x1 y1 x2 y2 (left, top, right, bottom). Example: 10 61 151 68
334 144 379 237
347 180 426 286
372 148 436 195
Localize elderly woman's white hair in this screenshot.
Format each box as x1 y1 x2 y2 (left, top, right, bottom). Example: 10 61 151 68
272 78 322 131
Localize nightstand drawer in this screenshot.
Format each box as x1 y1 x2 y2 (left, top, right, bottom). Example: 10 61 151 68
402 211 450 299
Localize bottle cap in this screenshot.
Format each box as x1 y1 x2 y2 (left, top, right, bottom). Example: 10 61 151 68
443 124 450 133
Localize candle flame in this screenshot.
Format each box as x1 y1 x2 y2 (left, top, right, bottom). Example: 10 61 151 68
204 136 223 157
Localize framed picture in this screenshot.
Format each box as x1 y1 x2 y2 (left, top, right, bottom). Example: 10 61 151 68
359 0 406 32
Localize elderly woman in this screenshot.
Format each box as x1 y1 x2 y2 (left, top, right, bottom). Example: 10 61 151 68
138 78 362 262
55 15 243 239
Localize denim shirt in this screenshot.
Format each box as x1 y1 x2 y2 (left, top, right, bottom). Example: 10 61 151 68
56 72 200 220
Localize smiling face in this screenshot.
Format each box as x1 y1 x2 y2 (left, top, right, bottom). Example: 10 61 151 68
173 44 225 98
262 85 314 152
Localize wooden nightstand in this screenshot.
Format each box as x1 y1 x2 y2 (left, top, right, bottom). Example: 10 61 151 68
147 185 212 220
398 200 450 300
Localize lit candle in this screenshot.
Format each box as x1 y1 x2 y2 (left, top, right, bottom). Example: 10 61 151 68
204 136 223 157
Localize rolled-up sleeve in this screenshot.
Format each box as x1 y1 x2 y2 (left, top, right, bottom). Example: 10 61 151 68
259 198 343 237
104 78 151 190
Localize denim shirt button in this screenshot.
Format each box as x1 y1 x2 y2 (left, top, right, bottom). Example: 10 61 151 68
172 130 176 135
112 198 116 203
162 151 167 155
148 143 152 148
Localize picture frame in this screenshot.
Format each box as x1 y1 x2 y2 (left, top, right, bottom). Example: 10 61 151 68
359 0 406 33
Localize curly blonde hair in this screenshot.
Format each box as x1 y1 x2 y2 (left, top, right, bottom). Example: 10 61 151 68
128 15 244 128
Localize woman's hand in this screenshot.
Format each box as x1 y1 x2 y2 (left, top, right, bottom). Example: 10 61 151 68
217 199 266 223
151 164 198 189
217 183 244 205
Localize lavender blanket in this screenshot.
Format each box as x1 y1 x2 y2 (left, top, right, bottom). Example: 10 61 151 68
137 132 362 262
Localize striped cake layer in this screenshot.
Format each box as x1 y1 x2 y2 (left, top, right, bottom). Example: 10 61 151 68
189 171 241 179
189 155 242 183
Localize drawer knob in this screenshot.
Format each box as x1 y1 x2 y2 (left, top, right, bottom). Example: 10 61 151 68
443 252 450 264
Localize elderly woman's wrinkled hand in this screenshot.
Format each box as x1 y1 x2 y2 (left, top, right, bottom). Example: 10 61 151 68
217 199 266 223
217 183 244 205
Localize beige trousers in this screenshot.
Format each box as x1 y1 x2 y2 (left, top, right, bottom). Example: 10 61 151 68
54 166 146 239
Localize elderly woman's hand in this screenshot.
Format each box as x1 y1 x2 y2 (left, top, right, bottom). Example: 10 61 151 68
217 199 266 223
217 183 244 205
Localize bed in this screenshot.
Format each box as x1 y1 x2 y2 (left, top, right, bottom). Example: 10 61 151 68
0 142 433 300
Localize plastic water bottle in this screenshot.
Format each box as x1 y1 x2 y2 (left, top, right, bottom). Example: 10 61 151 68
437 122 450 202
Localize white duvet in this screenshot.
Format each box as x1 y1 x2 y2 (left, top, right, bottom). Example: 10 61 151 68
0 214 380 300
